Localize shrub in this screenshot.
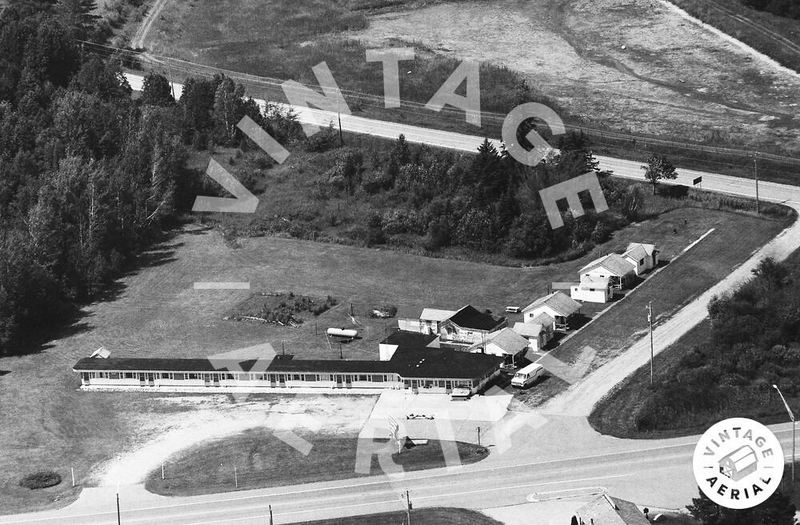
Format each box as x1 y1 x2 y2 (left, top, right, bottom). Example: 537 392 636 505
19 471 62 490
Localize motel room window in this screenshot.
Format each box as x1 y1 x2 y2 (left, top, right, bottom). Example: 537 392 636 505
292 374 302 381
124 372 134 379
174 373 184 380
161 373 170 379
187 373 198 380
358 375 368 382
372 374 384 382
109 373 120 379
304 374 317 381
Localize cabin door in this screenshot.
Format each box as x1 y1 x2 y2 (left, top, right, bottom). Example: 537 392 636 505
147 373 155 386
335 375 343 387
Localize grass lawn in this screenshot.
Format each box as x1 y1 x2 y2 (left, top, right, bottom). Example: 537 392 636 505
514 206 792 407
0 194 790 512
145 429 488 496
588 319 715 438
290 507 503 525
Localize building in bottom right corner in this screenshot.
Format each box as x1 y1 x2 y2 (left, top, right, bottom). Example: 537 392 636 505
572 494 650 525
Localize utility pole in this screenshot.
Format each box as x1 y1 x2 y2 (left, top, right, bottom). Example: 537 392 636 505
405 490 412 525
754 153 760 214
269 504 274 525
646 301 654 385
337 97 344 147
773 384 796 488
167 61 176 101
116 490 121 525
477 426 481 446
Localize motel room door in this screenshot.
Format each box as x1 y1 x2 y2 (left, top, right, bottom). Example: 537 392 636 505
335 375 343 388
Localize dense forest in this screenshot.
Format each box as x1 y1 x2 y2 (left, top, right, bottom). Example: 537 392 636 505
217 126 647 263
633 256 800 432
0 1 281 350
743 0 800 19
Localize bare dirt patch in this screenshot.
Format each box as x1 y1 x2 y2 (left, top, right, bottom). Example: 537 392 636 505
350 0 800 154
95 394 376 486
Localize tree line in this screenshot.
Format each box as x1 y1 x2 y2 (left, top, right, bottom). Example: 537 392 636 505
633 256 800 433
0 2 297 350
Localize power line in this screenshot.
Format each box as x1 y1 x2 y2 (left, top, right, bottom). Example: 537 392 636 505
74 39 800 167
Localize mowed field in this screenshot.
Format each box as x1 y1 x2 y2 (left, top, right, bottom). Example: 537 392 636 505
143 0 800 156
0 204 788 512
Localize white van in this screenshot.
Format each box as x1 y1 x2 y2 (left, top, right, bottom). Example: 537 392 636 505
505 306 521 313
511 363 545 388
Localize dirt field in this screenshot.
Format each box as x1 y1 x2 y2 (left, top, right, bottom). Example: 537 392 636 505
350 0 800 154
145 0 800 156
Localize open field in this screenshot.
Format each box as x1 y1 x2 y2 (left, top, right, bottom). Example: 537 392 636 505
0 198 787 512
290 507 503 525
145 430 488 496
513 206 791 407
143 0 800 161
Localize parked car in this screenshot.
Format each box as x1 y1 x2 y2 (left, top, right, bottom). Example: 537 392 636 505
505 306 521 313
511 363 546 388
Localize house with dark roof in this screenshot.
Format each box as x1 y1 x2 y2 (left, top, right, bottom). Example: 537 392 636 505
378 330 439 360
438 305 507 346
72 345 503 395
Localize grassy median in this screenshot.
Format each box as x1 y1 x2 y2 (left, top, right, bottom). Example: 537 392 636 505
145 430 488 496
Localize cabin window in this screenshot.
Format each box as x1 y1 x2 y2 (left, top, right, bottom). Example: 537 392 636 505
174 373 184 380
372 374 384 382
109 373 120 379
161 373 170 379
187 373 198 380
358 375 368 382
304 374 317 381
292 374 302 381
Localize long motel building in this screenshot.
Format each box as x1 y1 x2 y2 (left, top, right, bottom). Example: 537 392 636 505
72 346 503 395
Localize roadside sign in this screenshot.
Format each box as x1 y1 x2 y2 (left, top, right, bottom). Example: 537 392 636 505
693 176 702 186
